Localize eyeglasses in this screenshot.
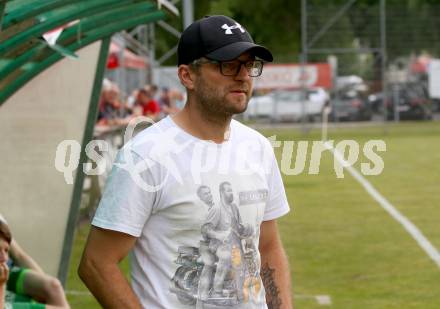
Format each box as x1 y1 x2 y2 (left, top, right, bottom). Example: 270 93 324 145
192 58 264 77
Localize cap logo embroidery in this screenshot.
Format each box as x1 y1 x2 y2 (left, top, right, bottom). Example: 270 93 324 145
221 22 245 35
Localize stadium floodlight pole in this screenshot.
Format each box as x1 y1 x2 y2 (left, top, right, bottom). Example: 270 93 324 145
182 0 194 29
300 0 308 133
381 0 388 129
146 23 156 84
118 39 127 97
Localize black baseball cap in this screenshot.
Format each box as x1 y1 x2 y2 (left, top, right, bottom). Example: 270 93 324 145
177 15 273 66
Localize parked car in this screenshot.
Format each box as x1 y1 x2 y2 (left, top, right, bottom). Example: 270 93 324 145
368 83 432 120
367 92 385 113
432 98 440 112
245 88 328 122
330 90 372 122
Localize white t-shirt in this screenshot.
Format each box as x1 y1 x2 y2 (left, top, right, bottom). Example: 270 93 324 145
92 116 290 309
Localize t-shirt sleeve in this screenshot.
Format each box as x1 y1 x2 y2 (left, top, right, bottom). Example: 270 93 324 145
92 147 162 237
263 143 291 221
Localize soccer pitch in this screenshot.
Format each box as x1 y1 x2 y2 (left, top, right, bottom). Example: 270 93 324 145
66 121 440 308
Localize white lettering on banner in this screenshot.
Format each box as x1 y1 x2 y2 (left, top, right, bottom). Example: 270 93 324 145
254 65 320 89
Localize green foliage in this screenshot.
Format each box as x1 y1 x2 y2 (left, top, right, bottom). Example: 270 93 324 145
155 0 300 65
154 0 440 67
224 0 301 62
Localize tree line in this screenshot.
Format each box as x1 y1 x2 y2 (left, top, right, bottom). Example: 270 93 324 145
154 0 440 66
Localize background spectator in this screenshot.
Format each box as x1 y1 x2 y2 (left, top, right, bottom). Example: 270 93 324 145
133 88 161 120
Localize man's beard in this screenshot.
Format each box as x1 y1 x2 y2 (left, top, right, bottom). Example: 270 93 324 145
193 77 249 117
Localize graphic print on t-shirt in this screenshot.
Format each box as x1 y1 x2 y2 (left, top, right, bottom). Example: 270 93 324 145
170 182 268 307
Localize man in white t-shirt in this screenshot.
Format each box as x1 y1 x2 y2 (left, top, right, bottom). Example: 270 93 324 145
79 15 293 309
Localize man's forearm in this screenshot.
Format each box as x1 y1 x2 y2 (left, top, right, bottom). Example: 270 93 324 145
78 259 142 309
260 244 293 309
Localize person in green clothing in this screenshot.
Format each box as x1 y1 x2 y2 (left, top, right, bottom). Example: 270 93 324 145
0 217 70 309
0 219 11 309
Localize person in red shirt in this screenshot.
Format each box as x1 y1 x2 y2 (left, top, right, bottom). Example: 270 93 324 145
134 88 161 120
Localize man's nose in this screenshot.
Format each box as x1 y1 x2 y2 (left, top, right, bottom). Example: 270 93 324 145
235 63 251 81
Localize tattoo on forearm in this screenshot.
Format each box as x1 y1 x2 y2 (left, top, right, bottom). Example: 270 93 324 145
261 263 282 309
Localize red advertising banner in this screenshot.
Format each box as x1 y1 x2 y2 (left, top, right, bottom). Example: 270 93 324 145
254 63 332 90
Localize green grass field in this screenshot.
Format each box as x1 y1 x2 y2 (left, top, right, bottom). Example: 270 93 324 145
66 121 440 308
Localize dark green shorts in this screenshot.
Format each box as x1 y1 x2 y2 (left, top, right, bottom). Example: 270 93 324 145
6 267 46 309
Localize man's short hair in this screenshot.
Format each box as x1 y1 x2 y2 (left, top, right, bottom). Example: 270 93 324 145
0 220 12 244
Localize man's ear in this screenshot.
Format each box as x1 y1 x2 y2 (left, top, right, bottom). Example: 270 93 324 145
178 65 196 90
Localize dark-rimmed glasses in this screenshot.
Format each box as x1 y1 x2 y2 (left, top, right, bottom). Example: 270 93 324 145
192 58 264 77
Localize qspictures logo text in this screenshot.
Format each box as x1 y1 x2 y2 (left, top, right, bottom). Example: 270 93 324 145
54 117 386 190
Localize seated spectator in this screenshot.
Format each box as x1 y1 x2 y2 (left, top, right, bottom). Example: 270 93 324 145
97 81 131 126
169 88 186 110
158 87 180 116
125 89 139 111
133 88 161 120
147 84 159 101
0 216 70 309
97 81 119 124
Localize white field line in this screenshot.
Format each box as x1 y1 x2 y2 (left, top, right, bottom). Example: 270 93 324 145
324 141 440 269
296 294 332 305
